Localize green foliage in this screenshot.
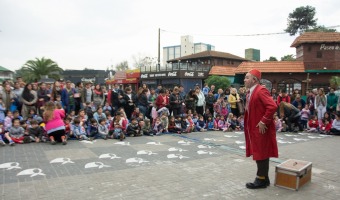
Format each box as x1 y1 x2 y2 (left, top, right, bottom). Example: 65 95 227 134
204 75 231 91
285 5 317 36
115 60 129 71
280 54 296 61
264 56 278 61
18 57 63 83
306 25 337 33
330 76 340 89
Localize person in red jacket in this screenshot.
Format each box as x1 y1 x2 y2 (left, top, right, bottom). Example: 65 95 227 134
244 69 278 189
155 89 169 110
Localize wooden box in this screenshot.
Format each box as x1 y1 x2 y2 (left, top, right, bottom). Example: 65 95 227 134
274 159 312 191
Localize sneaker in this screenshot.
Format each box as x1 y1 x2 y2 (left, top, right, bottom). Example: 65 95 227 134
62 139 67 145
9 141 15 146
0 141 6 146
23 137 31 143
51 140 57 145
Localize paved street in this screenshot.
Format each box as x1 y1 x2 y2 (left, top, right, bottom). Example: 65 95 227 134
1 130 340 200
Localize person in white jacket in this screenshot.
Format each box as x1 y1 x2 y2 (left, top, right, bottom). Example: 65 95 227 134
330 112 340 135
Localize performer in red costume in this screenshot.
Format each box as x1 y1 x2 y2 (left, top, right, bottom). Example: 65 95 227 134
244 69 278 189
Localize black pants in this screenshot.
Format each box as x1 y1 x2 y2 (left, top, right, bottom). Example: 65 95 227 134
256 158 269 177
172 107 182 117
196 106 204 116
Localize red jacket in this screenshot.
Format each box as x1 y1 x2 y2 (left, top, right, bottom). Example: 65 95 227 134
244 85 278 160
308 120 319 129
155 94 169 109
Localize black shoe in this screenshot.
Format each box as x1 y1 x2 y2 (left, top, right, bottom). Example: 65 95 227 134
265 177 270 186
246 178 267 189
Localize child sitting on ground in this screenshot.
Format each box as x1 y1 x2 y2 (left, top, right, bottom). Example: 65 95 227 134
206 116 214 131
71 117 89 140
160 112 169 133
218 115 226 131
141 118 152 136
195 115 207 132
87 118 99 140
152 117 164 136
6 118 25 145
238 114 245 131
186 115 195 132
274 115 283 132
330 112 340 135
127 118 141 137
300 104 310 130
4 110 13 131
109 114 125 140
307 115 319 133
97 118 109 139
319 119 332 135
28 119 44 143
213 115 220 131
230 115 241 131
168 116 181 134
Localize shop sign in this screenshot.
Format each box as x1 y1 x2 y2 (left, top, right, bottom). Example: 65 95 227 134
141 71 208 79
320 44 340 51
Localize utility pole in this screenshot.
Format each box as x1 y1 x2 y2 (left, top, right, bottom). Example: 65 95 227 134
158 28 160 71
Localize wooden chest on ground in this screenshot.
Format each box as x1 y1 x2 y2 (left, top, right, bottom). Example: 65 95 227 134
274 159 312 191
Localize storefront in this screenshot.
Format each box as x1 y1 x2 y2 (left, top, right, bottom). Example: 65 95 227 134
106 69 140 91
140 70 209 92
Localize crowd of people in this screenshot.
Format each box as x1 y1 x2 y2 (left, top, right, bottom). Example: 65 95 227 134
0 77 339 146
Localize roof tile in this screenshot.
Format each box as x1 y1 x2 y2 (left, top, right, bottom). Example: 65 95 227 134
291 32 340 47
167 50 247 62
209 66 236 76
235 61 305 74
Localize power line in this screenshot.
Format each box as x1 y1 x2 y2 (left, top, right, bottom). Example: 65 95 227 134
160 25 340 37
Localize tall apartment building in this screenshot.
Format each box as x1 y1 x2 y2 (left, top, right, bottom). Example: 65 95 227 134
245 48 260 61
163 35 215 66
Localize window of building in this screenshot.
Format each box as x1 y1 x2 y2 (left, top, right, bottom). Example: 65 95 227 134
308 46 312 52
317 51 322 58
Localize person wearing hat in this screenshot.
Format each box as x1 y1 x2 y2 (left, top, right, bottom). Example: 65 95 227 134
243 69 278 189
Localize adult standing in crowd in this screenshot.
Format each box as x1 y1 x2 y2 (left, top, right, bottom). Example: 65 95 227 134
292 94 306 111
123 87 137 120
61 80 76 114
243 69 278 189
155 89 169 111
185 90 198 114
74 82 83 114
21 83 38 119
50 81 62 101
228 88 241 117
270 88 278 102
205 90 216 115
195 86 205 116
13 81 24 112
37 82 50 115
93 84 105 109
307 90 316 115
276 89 291 105
169 86 183 117
137 89 149 118
0 84 16 111
81 82 94 107
326 88 338 115
315 88 327 124
43 101 67 145
109 83 123 115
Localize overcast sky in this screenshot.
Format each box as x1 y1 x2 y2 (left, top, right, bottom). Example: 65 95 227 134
0 0 339 71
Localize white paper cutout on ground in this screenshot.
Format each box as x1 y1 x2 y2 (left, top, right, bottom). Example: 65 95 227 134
17 168 45 177
168 147 187 152
298 132 310 136
239 146 246 149
224 135 239 138
114 141 130 145
85 162 110 169
319 134 332 137
197 150 217 155
277 137 284 139
146 142 163 145
235 132 243 135
197 145 213 149
99 153 121 159
0 162 21 170
167 154 189 159
50 158 74 165
233 159 245 162
277 140 294 144
178 140 194 145
126 157 149 164
235 141 244 144
204 138 223 142
284 134 297 137
308 136 323 139
293 138 309 141
80 140 97 144
137 150 158 155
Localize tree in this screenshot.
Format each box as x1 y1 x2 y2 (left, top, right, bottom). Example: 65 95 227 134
115 60 129 71
285 5 317 36
306 25 337 33
281 54 296 61
264 56 278 61
19 57 63 83
204 75 231 91
330 76 340 89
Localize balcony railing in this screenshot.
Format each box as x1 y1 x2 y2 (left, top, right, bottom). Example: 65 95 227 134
140 63 211 72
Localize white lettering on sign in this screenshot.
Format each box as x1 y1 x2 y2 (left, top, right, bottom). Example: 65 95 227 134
155 73 166 77
81 77 96 82
184 72 194 77
197 72 204 77
168 72 177 77
141 74 148 78
320 44 340 51
149 74 155 77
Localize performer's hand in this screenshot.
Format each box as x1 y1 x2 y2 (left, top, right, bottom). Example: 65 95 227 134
256 121 267 134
